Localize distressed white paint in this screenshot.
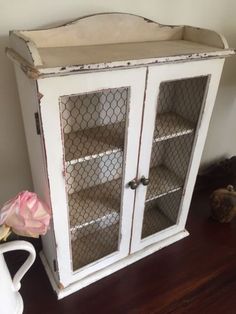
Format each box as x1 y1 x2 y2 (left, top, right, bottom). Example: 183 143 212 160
131 59 224 253
8 13 233 297
13 66 59 284
9 31 43 66
177 60 224 230
7 43 234 80
7 13 234 79
36 40 232 69
37 68 146 286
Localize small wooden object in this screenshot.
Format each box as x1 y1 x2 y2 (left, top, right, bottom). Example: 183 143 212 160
210 185 236 223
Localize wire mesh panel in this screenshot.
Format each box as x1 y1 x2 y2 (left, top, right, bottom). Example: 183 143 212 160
59 87 129 271
141 76 209 239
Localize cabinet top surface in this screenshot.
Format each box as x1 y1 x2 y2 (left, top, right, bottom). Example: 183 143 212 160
7 13 235 79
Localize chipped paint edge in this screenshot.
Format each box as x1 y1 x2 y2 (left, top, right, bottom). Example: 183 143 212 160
10 31 43 66
39 50 235 76
6 48 40 79
6 47 235 80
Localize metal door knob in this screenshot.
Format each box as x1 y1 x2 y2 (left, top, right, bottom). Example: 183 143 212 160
128 179 139 190
141 176 150 186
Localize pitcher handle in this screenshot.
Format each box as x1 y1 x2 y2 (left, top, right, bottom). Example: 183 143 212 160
0 240 36 291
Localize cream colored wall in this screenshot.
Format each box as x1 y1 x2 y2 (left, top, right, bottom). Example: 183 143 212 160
0 0 235 204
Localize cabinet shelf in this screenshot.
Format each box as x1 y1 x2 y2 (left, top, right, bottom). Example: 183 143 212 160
154 112 194 142
65 121 125 164
69 177 121 230
147 165 182 201
71 223 119 270
68 164 182 231
65 112 193 165
142 190 182 238
142 205 174 238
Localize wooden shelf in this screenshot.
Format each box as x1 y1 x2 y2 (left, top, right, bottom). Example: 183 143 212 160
68 164 182 230
9 13 233 79
71 223 119 270
69 177 121 230
65 113 193 165
37 40 225 69
65 121 125 164
146 165 182 201
142 190 181 238
154 112 194 142
142 205 174 239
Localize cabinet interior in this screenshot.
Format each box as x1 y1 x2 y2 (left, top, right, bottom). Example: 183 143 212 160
60 87 129 270
141 76 209 239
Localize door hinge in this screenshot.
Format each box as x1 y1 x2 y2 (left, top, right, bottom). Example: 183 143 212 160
53 259 58 272
34 112 41 135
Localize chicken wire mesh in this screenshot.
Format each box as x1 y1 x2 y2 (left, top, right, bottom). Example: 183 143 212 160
59 87 129 270
142 76 209 238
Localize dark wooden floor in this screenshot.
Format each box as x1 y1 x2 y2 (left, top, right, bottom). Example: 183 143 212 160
7 189 236 314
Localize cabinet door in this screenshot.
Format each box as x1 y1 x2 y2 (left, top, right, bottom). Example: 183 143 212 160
38 68 146 285
131 59 224 252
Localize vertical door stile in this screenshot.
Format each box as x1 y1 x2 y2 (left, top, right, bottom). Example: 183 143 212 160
128 66 149 253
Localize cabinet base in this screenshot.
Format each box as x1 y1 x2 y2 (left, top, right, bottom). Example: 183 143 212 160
40 229 189 299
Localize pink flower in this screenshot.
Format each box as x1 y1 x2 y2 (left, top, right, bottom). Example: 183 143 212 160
0 191 51 238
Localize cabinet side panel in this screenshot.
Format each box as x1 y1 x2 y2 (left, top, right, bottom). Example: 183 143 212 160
178 60 225 229
14 66 59 283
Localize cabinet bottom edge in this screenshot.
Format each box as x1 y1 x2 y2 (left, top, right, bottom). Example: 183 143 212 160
40 229 189 299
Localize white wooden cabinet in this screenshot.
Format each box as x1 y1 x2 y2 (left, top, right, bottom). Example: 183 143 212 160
7 13 234 298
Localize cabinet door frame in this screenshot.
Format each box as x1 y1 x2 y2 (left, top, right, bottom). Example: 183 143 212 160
131 59 225 253
38 68 146 286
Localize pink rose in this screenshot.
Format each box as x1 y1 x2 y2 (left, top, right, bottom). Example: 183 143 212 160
0 191 51 238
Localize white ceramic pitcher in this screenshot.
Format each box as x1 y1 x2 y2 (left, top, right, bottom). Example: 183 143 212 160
0 240 36 314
